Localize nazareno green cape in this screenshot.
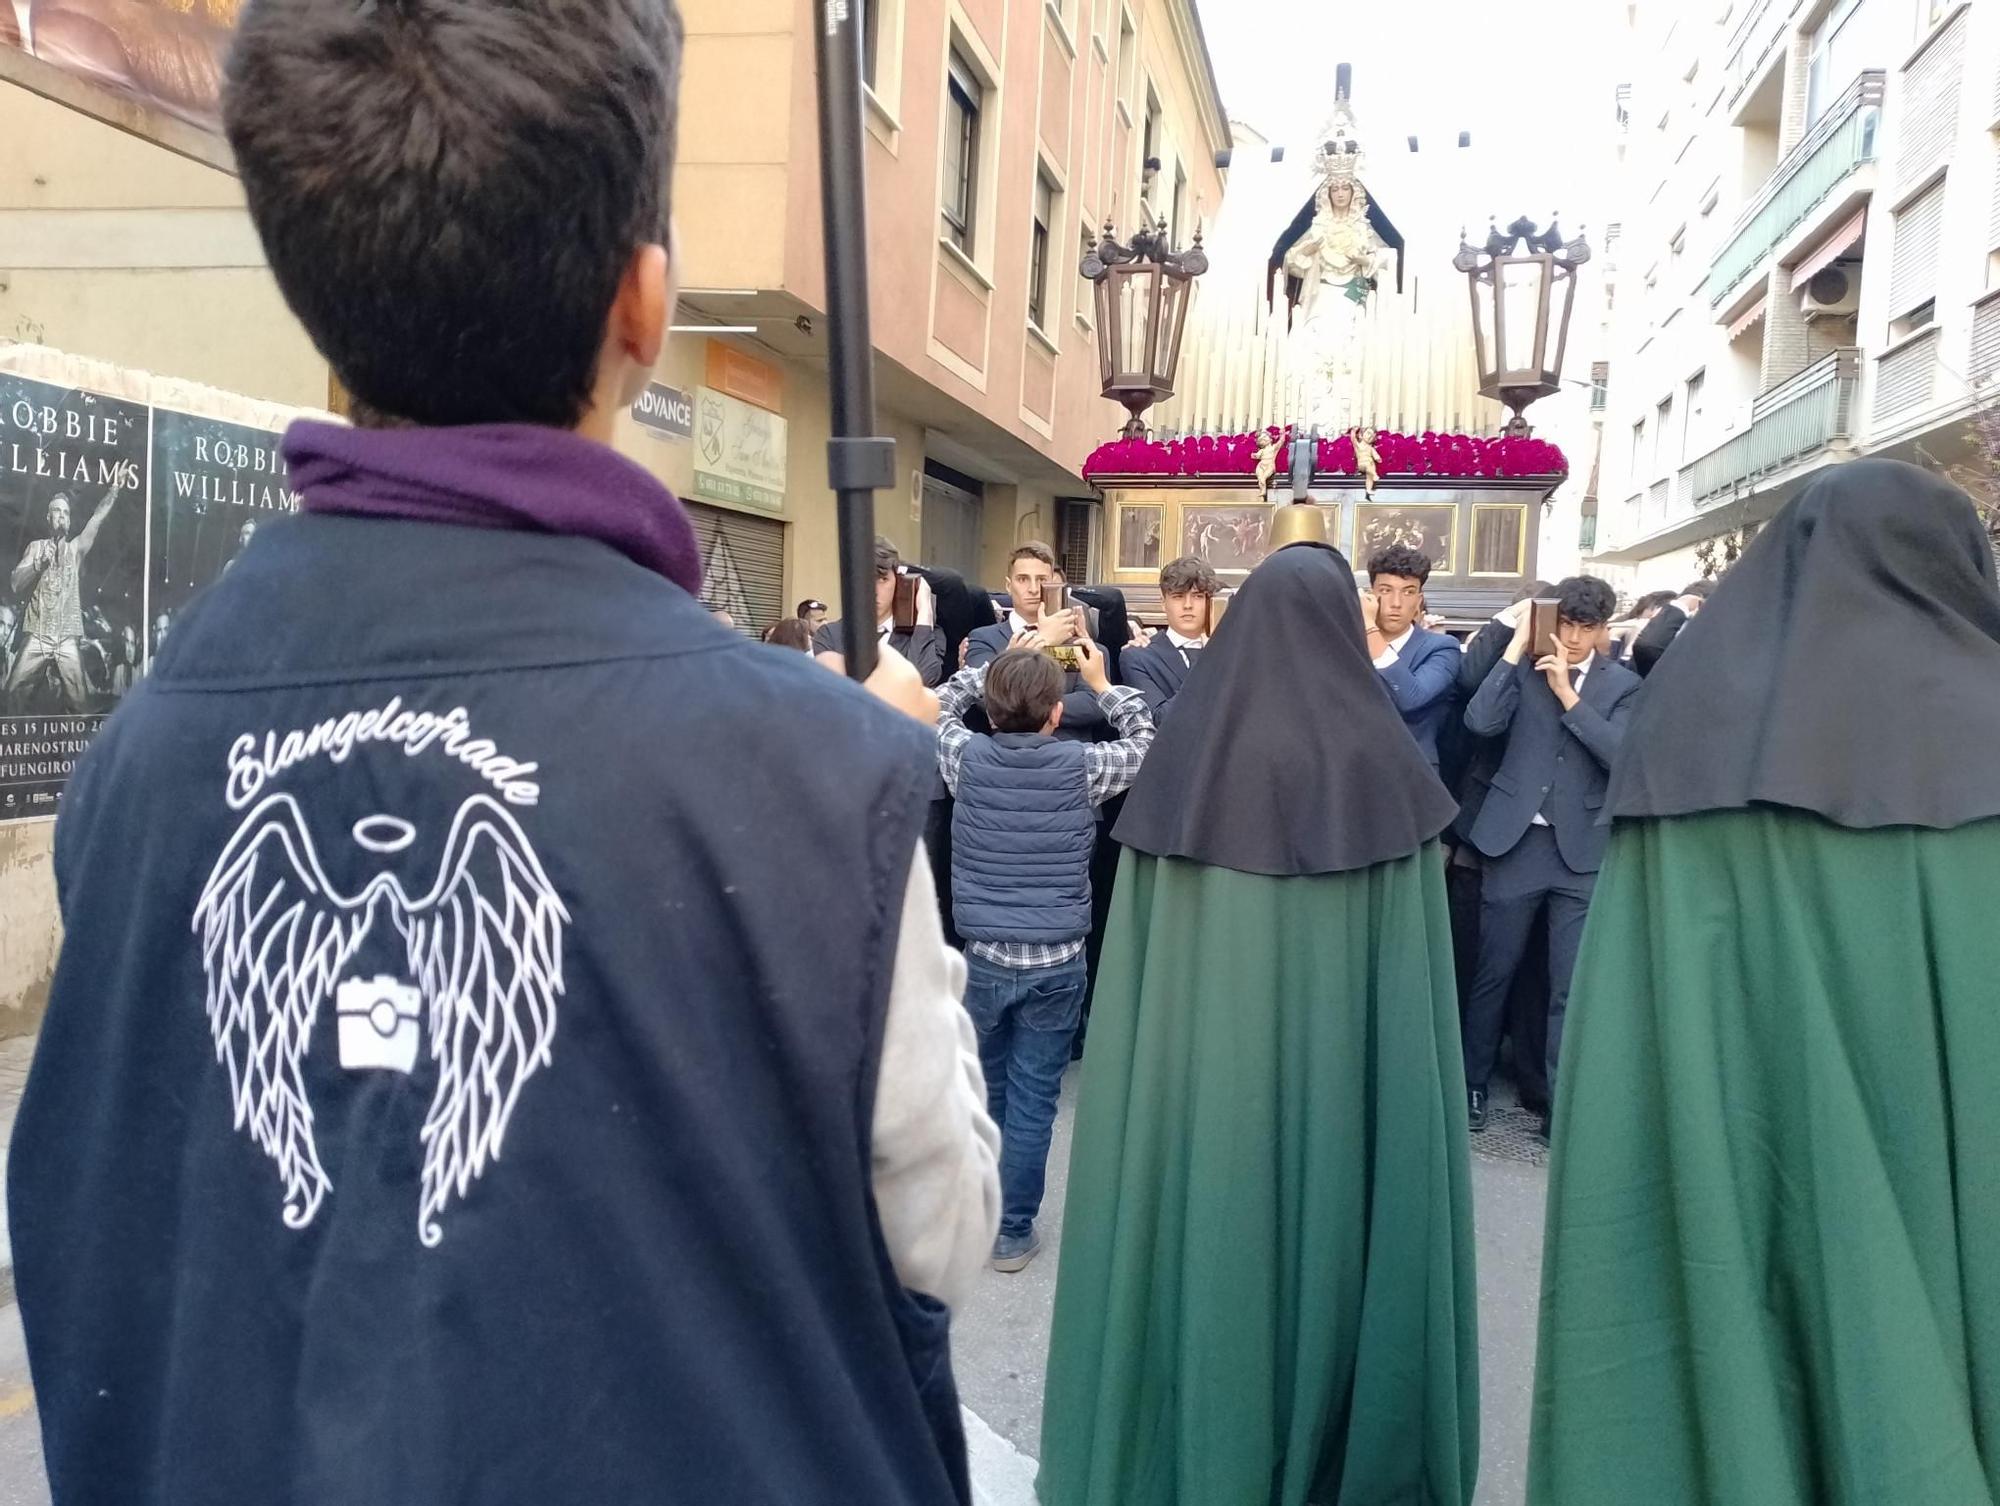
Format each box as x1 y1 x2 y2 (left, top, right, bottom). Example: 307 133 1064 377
1037 538 1478 1506
1529 810 2000 1505
1532 463 2000 1505
1037 850 1478 1506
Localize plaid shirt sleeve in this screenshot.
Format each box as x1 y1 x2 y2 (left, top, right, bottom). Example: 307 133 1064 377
935 665 987 797
1082 686 1155 806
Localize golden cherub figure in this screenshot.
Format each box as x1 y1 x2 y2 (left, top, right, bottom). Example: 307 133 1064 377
1253 427 1284 502
1350 424 1381 500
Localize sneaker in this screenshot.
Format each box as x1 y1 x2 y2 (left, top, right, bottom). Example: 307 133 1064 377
991 1229 1042 1274
1468 1088 1489 1134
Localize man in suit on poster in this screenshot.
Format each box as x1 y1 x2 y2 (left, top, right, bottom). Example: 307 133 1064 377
1460 575 1638 1139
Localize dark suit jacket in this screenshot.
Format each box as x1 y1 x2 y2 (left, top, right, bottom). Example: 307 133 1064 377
1448 617 1516 837
965 621 1109 741
1376 626 1461 770
1457 617 1514 698
1463 652 1640 874
1631 604 1690 678
813 620 948 688
909 566 997 673
1122 634 1200 720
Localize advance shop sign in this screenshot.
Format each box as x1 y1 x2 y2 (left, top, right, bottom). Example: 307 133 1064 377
692 387 786 514
631 383 695 442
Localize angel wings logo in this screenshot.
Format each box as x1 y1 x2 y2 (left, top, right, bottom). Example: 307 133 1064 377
193 790 569 1247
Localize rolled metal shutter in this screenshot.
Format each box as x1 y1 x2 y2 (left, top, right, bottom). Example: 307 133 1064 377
1888 181 1945 317
1896 9 1965 193
686 501 785 636
1972 297 2000 387
1872 329 1938 425
1989 141 2000 252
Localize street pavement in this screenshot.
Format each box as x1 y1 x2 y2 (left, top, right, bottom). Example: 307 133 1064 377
0 1307 45 1506
0 1047 1549 1506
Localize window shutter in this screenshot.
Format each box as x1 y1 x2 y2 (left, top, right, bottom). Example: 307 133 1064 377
688 502 786 636
1896 9 1965 193
1889 181 1946 317
1872 329 1938 426
1972 297 2000 388
1988 144 2000 252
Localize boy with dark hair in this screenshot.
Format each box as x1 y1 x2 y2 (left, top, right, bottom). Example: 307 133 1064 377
813 535 948 687
1362 544 1461 771
966 542 1110 740
1461 574 1639 1137
938 641 1155 1273
1632 577 1716 677
10 4 1001 1503
1123 555 1219 718
1608 589 1676 665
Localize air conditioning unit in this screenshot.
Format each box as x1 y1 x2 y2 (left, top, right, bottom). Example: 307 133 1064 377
1799 264 1859 321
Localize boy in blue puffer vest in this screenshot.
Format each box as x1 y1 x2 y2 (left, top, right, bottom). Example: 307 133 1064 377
938 636 1155 1272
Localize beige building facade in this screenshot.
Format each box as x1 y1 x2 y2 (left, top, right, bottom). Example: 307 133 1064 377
0 0 1230 1027
663 0 1229 608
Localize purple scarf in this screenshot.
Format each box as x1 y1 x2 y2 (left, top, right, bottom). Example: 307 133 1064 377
285 420 703 596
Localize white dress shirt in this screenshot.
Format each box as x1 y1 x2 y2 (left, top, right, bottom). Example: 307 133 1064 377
1166 628 1207 666
1531 650 1596 828
1373 624 1417 669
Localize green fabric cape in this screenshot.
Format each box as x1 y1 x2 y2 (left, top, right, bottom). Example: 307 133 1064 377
1531 809 2000 1505
1038 846 1479 1506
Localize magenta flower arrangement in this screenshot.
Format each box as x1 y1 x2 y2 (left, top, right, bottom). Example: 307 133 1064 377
1082 428 1568 483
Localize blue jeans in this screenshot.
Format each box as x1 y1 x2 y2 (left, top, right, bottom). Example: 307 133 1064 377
962 954 1087 1239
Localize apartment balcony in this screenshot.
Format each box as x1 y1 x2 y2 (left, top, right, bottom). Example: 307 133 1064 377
1726 0 1792 115
1596 352 1857 565
1691 350 1858 504
1705 73 1883 312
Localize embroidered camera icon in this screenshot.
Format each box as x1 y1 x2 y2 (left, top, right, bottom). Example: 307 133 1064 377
336 975 423 1074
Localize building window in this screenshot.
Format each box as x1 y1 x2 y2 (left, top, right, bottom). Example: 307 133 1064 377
1077 223 1096 327
943 50 982 252
1892 297 1937 340
1914 0 1947 36
1116 13 1136 106
1029 173 1056 330
1682 370 1705 460
861 0 880 87
1590 361 1610 412
1632 419 1647 473
1655 396 1674 470
1806 0 1864 128
1171 163 1188 245
1141 88 1164 213
1889 179 1946 326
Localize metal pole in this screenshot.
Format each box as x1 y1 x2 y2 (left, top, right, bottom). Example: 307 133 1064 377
813 0 895 682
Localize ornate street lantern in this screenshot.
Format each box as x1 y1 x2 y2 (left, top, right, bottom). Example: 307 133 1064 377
1455 215 1591 437
1081 219 1209 438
